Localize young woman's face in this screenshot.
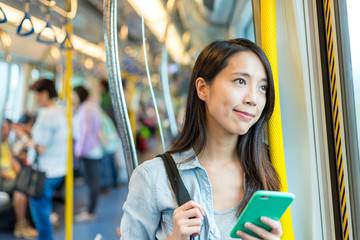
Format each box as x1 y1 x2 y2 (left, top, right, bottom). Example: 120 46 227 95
199 50 268 136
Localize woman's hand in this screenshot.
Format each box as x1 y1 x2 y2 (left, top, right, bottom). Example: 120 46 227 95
167 200 205 240
11 124 41 150
236 217 282 240
11 124 27 138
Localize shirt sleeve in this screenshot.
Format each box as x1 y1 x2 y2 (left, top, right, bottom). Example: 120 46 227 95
120 164 161 239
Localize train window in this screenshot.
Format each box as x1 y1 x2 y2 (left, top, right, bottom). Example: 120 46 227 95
346 0 360 154
0 62 24 121
345 1 360 237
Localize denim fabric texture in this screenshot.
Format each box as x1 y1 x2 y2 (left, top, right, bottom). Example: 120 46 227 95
30 177 64 240
120 148 222 240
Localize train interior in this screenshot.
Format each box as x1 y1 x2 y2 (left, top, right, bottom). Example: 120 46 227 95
0 0 359 239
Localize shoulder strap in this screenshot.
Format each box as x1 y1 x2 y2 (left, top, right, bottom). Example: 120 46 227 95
32 146 40 169
157 152 191 206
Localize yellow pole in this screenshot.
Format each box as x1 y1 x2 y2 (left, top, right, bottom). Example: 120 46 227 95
128 75 137 139
260 1 294 239
64 22 73 240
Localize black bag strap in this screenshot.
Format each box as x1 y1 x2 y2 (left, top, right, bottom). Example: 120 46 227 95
157 152 197 240
157 152 192 206
32 146 40 170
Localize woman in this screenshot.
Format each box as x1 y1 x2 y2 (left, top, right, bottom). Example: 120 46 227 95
13 79 68 240
120 39 282 240
72 86 104 222
1 120 38 239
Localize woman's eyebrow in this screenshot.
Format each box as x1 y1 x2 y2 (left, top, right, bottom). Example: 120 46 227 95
231 72 251 78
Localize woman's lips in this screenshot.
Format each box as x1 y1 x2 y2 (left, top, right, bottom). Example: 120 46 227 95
234 110 254 120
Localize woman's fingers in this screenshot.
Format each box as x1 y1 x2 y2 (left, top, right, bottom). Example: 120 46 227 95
173 212 203 227
186 217 203 227
171 200 205 239
177 200 205 216
178 206 204 220
174 200 205 223
236 229 259 240
176 225 202 238
261 217 282 237
11 124 26 136
236 217 282 240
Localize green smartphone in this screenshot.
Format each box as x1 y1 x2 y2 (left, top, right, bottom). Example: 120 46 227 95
230 190 295 238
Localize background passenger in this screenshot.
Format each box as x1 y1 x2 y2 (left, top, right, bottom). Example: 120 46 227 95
99 110 121 192
99 79 116 124
11 113 36 164
12 79 68 240
1 120 20 198
72 86 103 222
98 79 121 191
0 120 38 239
120 39 282 240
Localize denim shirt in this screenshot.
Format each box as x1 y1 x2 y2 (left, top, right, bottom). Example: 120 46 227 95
120 148 222 239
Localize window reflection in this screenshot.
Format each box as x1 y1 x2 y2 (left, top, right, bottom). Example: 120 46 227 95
0 62 23 121
346 0 360 155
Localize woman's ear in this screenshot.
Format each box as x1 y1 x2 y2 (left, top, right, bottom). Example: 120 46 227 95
195 77 208 101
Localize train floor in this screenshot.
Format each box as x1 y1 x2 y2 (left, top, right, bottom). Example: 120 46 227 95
0 180 129 240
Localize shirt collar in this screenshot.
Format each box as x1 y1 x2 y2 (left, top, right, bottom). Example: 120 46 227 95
172 148 201 170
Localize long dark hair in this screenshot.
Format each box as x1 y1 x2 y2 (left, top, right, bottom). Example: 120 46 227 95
169 38 280 214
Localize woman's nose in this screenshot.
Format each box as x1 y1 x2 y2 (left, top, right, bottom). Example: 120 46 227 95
243 87 257 106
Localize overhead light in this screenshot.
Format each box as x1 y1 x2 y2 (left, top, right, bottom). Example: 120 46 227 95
165 24 187 64
127 0 189 64
119 24 128 40
0 3 105 61
0 29 11 49
166 0 176 12
84 57 94 69
128 0 167 41
49 46 61 61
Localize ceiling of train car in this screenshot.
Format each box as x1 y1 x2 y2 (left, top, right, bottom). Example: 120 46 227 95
0 0 254 66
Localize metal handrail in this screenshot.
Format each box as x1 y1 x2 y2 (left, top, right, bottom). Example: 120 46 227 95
36 0 78 20
103 0 138 177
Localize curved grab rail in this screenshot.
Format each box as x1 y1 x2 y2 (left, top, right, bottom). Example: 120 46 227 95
60 32 74 50
159 4 178 140
36 0 78 20
17 12 34 36
103 0 138 177
141 9 166 152
37 21 57 44
0 6 7 23
160 46 178 139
